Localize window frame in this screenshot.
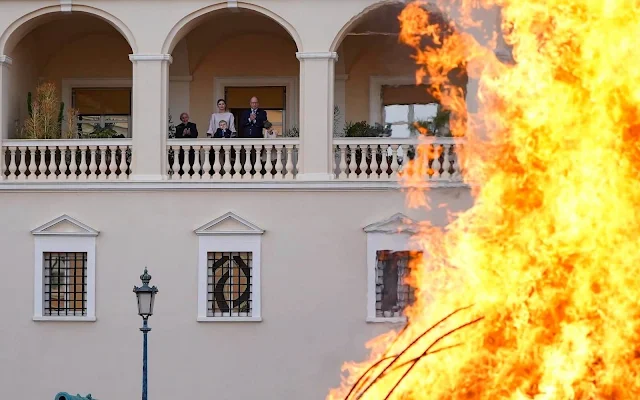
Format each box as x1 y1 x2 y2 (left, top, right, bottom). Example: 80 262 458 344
364 213 421 323
32 215 98 322
196 213 264 322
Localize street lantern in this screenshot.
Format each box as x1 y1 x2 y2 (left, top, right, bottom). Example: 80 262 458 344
134 268 158 318
133 268 158 400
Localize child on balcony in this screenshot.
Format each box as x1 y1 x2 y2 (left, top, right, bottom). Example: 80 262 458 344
212 120 236 138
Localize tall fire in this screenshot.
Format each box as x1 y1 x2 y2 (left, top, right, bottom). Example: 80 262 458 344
329 0 640 399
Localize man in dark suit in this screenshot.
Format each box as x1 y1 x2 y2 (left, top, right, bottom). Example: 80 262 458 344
175 113 198 138
240 97 268 138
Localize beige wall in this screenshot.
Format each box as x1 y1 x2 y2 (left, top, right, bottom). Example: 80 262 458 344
339 36 418 125
0 187 473 399
185 16 299 130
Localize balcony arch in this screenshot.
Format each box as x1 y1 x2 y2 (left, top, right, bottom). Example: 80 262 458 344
0 4 137 55
161 2 302 55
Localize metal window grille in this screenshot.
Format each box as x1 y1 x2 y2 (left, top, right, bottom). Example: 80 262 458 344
43 252 87 316
207 252 252 317
375 250 421 318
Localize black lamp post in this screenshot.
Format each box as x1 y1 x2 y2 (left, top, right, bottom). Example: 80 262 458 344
133 268 158 400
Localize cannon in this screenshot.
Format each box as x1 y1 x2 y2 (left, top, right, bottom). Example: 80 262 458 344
54 392 94 400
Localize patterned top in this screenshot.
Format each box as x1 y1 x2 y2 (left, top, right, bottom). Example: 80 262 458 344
207 112 236 134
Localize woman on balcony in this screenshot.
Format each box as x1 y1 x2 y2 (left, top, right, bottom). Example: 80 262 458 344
207 99 236 137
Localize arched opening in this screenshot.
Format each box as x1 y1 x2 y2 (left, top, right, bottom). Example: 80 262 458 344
164 7 301 180
3 12 133 140
167 8 300 139
332 2 466 138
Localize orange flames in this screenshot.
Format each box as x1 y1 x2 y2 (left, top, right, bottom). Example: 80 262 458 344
329 0 640 398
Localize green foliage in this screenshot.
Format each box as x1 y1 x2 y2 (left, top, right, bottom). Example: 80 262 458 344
343 121 392 137
283 126 299 137
80 123 124 139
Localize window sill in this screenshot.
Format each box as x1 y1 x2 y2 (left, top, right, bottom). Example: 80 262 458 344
197 316 262 323
366 317 407 324
33 316 96 322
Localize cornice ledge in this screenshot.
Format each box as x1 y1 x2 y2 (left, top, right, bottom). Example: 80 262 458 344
296 52 338 61
129 54 173 63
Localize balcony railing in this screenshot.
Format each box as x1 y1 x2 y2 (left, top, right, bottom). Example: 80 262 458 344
0 137 465 185
2 139 133 180
333 137 463 181
166 139 299 181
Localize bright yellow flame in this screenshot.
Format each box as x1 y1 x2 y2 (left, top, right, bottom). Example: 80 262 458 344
328 0 640 398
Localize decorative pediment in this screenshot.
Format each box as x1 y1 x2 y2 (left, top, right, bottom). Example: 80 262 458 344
31 215 99 236
363 213 419 234
195 212 264 236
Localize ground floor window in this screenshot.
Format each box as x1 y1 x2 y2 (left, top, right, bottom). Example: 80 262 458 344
207 251 253 317
43 252 87 317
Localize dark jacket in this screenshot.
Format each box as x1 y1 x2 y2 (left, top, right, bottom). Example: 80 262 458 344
213 128 236 138
240 109 267 138
176 122 198 138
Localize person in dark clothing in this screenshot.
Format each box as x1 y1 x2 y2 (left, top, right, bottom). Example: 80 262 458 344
240 97 268 138
175 113 198 138
175 113 198 175
213 120 236 138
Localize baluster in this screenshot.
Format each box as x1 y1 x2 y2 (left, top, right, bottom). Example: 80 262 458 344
79 147 88 180
431 144 441 180
451 144 461 180
98 147 107 180
284 145 294 180
441 144 451 180
192 145 201 179
180 146 190 178
370 145 381 179
7 147 17 179
202 146 212 179
348 145 358 178
253 145 262 179
108 145 117 179
17 146 27 180
69 146 77 179
222 145 232 180
337 146 347 179
28 147 37 180
243 146 252 179
396 145 405 176
46 147 56 180
118 147 128 179
359 145 369 179
274 145 284 180
87 146 97 179
212 146 222 178
389 145 399 179
232 145 242 179
170 146 180 179
58 147 68 179
379 145 389 180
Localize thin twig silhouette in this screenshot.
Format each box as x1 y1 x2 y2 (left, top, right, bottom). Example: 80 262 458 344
344 305 478 400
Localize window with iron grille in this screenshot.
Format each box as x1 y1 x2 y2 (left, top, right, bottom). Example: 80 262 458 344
375 250 421 318
207 252 253 317
43 252 87 316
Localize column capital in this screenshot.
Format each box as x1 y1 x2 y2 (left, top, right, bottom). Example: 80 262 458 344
129 54 173 64
0 55 13 67
296 52 338 61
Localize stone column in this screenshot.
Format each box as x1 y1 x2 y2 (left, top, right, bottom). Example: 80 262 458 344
0 55 12 178
296 52 337 181
129 54 172 181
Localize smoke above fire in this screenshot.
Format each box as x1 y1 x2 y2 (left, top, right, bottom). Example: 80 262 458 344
329 0 640 398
